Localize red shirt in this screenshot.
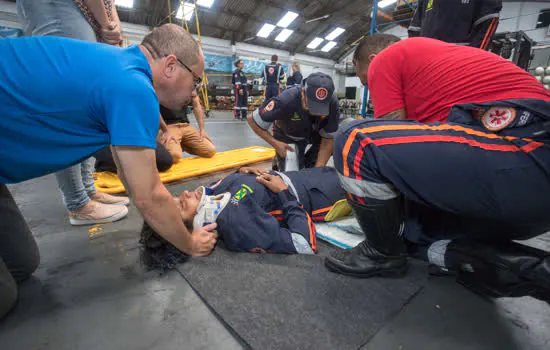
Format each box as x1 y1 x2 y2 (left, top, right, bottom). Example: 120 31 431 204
368 38 550 122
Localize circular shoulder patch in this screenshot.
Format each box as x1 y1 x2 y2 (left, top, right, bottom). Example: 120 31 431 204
268 67 275 75
316 87 328 101
482 107 516 131
264 100 275 112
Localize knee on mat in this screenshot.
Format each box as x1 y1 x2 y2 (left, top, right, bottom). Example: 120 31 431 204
0 277 18 320
197 145 217 159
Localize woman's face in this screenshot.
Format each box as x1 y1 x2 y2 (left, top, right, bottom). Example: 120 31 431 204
176 187 204 226
239 61 245 70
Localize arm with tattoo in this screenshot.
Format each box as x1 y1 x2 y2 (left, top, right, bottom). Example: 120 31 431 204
380 108 407 120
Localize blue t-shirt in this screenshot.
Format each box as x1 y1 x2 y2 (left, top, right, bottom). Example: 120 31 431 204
0 37 159 183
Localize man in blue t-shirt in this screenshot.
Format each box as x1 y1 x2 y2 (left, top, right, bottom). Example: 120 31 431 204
0 24 217 319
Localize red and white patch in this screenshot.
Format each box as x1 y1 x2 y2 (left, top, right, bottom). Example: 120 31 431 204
268 67 275 75
316 87 328 101
482 107 516 131
263 101 275 113
234 74 238 78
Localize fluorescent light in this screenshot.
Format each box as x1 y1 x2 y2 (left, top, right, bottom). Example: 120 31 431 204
197 0 215 8
275 29 293 42
325 27 345 41
115 0 134 8
176 3 195 21
257 23 276 38
307 37 324 49
378 0 397 8
321 41 337 52
277 11 299 28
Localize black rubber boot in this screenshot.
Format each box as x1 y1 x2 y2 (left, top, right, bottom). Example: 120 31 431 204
325 196 408 278
444 240 550 303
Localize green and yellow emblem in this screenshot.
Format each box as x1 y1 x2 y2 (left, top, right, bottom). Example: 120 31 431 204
426 0 433 12
233 184 253 202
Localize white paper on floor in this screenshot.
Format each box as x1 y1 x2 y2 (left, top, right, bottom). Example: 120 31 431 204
316 217 364 249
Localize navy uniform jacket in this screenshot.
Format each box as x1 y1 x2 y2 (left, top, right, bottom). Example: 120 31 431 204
263 62 285 85
232 69 247 90
287 72 303 87
210 167 346 254
252 86 340 143
408 0 502 48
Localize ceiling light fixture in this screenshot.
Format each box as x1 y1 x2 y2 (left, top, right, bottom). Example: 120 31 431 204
115 0 134 8
307 37 324 49
321 41 337 52
176 2 195 21
197 0 215 8
378 0 398 9
275 29 294 42
257 23 276 38
277 11 299 28
325 27 345 41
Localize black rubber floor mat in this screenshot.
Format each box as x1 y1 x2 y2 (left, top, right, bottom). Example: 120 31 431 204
177 244 427 350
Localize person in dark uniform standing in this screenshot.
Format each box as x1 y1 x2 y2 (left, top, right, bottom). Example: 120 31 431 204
408 0 502 49
263 54 286 101
141 166 347 255
248 72 340 171
232 59 248 120
286 63 303 87
325 34 550 302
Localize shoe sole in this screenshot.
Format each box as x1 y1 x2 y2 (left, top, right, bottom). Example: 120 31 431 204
70 206 129 226
324 259 408 278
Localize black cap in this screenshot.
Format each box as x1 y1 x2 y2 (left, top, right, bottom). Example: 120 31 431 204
304 72 335 116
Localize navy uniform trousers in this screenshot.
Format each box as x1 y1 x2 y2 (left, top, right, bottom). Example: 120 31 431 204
334 99 550 243
234 88 248 120
265 83 281 102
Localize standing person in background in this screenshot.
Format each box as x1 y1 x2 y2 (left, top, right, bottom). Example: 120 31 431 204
408 0 502 50
263 55 286 102
286 63 303 87
232 59 249 121
17 0 129 226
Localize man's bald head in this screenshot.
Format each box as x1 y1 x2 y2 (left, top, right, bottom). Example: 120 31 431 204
141 23 201 66
353 34 400 85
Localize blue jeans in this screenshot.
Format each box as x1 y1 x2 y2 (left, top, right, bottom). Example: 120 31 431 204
17 0 98 210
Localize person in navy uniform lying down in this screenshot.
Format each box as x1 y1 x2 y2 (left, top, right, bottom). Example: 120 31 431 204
141 166 346 257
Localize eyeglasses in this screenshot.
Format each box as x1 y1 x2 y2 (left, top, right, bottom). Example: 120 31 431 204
177 58 202 90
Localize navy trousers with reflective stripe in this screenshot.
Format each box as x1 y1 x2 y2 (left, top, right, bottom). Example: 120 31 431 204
334 117 550 242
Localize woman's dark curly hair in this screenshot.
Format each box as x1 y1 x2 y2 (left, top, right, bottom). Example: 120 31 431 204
139 222 189 271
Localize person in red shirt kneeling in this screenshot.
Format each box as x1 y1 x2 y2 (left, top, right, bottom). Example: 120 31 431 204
326 35 550 303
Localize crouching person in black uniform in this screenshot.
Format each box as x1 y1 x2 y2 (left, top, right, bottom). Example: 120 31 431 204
248 72 340 171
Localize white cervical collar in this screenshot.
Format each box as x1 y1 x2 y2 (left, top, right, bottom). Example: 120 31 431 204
192 187 231 230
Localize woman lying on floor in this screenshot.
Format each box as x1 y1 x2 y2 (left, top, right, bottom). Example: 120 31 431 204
140 166 347 265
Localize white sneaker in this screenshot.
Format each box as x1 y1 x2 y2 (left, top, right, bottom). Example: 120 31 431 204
69 200 128 226
90 192 130 206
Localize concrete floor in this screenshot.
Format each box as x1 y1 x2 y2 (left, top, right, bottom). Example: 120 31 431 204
0 111 549 350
